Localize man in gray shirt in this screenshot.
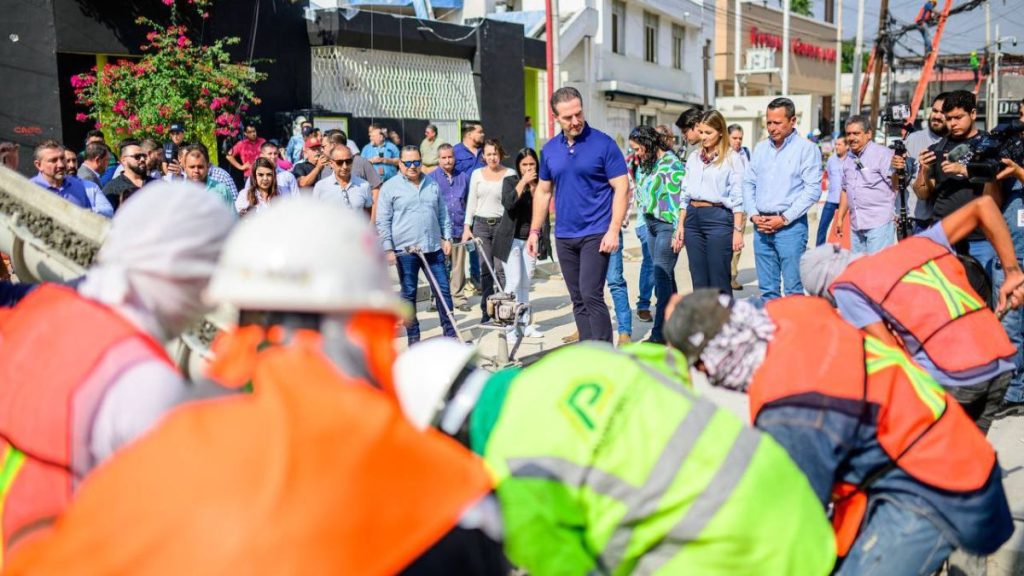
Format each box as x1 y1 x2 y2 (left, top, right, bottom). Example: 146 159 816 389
77 142 110 186
895 92 949 233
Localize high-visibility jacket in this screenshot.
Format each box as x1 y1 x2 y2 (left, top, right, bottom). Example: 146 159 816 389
829 236 1015 374
749 296 998 555
0 284 174 565
474 342 836 576
5 329 494 575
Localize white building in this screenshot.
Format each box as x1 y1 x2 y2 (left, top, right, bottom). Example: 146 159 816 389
463 0 715 150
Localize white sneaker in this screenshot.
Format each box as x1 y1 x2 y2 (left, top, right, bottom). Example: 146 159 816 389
523 325 544 338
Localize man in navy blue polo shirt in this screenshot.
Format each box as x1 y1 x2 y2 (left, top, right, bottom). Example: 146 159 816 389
527 87 630 343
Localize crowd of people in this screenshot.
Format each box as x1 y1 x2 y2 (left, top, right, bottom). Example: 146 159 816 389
3 84 1024 573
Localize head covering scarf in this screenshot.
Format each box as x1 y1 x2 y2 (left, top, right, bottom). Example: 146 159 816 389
78 181 234 341
799 243 863 301
700 299 776 392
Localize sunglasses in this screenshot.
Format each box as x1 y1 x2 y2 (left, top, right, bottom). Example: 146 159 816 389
334 158 353 166
125 153 147 162
402 160 422 168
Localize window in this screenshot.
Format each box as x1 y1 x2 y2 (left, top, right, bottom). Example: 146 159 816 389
611 1 626 55
672 24 685 70
640 114 658 127
644 12 659 64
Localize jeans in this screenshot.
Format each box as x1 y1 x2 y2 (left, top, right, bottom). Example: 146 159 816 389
472 217 505 321
815 201 839 246
753 215 808 301
683 205 734 294
502 238 536 326
635 223 654 312
395 250 457 344
947 372 1011 434
994 225 1024 402
967 238 997 280
469 247 481 283
555 234 612 342
645 215 680 342
835 495 955 576
851 221 895 255
606 230 631 336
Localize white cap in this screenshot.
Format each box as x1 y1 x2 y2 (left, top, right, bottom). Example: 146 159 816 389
205 196 407 317
394 338 478 430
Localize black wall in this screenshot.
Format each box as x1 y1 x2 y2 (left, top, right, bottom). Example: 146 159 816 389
475 19 524 156
0 0 64 173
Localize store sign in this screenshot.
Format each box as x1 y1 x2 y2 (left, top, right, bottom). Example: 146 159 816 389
745 47 778 73
998 99 1021 116
750 26 837 63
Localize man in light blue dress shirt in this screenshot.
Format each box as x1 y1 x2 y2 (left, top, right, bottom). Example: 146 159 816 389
742 97 822 300
376 146 456 344
312 146 372 215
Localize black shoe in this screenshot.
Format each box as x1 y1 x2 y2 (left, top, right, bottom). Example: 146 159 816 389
995 400 1024 420
637 309 653 322
644 336 666 345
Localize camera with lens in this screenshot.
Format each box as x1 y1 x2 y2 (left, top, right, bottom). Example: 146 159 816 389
962 120 1024 183
881 104 911 238
486 292 527 327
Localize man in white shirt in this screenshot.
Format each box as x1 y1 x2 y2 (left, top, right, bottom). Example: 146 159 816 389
312 145 372 216
243 141 297 196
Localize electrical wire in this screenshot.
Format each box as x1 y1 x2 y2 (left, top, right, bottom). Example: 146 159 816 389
415 17 483 43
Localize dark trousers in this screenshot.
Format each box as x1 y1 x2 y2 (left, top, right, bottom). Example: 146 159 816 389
395 250 456 344
472 217 504 320
815 201 839 247
556 234 612 342
644 215 679 342
947 372 1011 435
683 206 734 295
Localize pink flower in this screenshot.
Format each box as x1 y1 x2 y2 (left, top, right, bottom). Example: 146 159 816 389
146 31 158 42
162 0 174 5
200 87 210 96
177 36 189 48
112 99 128 115
94 122 103 129
154 124 166 135
183 100 191 110
75 113 88 122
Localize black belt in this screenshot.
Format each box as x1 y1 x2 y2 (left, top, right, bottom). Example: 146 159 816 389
474 216 500 226
689 200 725 208
759 211 783 217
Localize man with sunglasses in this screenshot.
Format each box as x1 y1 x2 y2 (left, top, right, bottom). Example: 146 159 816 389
312 145 372 216
833 115 897 255
376 146 456 345
102 140 155 211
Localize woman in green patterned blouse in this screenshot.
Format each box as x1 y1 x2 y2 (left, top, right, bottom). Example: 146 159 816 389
629 125 685 343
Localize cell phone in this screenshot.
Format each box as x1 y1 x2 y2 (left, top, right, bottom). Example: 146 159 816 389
163 142 177 163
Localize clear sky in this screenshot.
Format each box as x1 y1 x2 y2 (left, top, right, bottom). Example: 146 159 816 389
808 0 1024 58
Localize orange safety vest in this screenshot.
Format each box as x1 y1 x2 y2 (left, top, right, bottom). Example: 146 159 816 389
748 297 996 556
829 236 1015 374
5 330 494 575
0 284 173 563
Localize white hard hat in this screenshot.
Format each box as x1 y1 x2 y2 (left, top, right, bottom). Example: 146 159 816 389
206 196 407 317
394 338 478 430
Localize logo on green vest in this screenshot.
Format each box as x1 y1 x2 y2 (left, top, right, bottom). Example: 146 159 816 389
560 381 612 435
864 336 947 419
901 260 983 319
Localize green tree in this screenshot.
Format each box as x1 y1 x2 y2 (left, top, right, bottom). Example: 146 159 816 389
841 39 870 73
791 0 813 17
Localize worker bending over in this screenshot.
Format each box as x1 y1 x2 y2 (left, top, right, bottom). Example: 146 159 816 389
0 182 233 564
6 198 503 575
801 195 1024 432
393 338 837 575
664 290 1012 575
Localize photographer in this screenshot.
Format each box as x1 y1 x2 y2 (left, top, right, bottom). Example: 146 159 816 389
914 90 1001 268
292 135 328 189
161 124 186 177
893 92 949 233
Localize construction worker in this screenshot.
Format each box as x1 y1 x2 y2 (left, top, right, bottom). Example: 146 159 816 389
663 290 1013 575
5 197 504 575
393 338 837 575
0 182 233 564
800 195 1024 432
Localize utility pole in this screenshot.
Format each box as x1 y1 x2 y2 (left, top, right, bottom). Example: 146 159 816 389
703 39 712 109
852 0 867 113
868 0 890 130
781 0 791 95
994 24 1001 126
834 0 843 136
985 0 994 127
734 0 742 96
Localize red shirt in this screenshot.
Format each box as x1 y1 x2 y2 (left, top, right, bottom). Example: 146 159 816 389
230 137 266 176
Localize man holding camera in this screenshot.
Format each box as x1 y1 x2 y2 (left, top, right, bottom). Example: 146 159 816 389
913 91 999 269
894 93 949 233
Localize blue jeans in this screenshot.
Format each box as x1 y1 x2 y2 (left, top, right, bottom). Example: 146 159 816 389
753 215 808 301
851 221 895 255
1000 187 1024 402
836 495 955 576
645 216 680 342
606 230 631 336
469 247 481 283
635 223 654 312
394 250 457 344
815 201 839 246
683 205 734 294
967 238 997 280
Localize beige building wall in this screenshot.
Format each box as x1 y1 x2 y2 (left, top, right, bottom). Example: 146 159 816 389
714 0 838 98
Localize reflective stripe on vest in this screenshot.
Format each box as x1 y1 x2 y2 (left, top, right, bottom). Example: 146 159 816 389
902 260 984 319
0 445 25 567
865 337 946 419
507 350 760 573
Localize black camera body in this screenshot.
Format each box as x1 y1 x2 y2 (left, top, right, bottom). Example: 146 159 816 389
163 142 179 164
966 120 1024 183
